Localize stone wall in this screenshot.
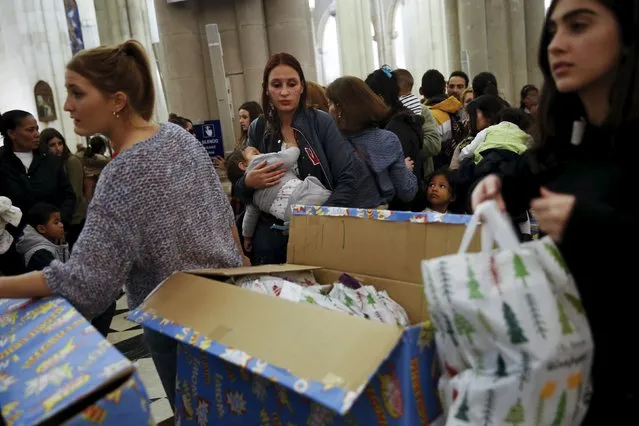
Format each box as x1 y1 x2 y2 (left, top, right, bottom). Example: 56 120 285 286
0 0 98 150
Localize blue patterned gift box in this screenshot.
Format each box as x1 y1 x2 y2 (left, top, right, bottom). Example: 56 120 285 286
0 297 153 426
130 309 441 426
290 205 471 225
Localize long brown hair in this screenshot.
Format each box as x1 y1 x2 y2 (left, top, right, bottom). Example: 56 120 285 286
236 101 263 148
535 0 639 165
326 76 390 134
261 53 308 127
305 81 329 112
39 128 70 160
67 40 155 121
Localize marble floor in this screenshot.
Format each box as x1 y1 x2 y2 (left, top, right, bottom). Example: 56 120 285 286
107 294 174 425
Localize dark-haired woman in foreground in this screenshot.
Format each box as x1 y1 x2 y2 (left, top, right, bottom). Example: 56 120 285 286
472 0 639 421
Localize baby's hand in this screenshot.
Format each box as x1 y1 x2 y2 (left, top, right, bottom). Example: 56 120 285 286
404 157 414 171
214 156 225 169
243 237 253 253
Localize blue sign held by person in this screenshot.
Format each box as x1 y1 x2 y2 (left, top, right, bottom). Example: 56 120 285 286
193 120 225 159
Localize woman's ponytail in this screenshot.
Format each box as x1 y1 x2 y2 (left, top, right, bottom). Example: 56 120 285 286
119 40 155 121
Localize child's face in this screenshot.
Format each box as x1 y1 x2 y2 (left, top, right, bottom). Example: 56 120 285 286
38 212 65 242
243 146 260 163
427 175 454 209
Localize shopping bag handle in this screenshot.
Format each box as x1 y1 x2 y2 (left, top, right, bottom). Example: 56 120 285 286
458 200 520 253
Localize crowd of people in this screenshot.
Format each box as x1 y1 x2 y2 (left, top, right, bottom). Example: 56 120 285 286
0 0 636 423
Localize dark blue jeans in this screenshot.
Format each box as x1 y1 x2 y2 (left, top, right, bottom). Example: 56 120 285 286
91 302 116 337
251 217 288 265
143 328 178 410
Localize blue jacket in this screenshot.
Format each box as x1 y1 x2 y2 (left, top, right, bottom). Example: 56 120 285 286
347 128 418 204
235 108 380 209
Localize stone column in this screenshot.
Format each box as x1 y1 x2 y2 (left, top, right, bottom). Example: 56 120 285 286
153 0 214 121
524 0 546 87
371 0 391 67
93 0 124 45
235 0 270 103
265 0 317 81
93 0 111 46
107 0 124 43
506 0 529 105
44 0 78 145
127 0 168 121
116 0 132 39
19 0 76 145
485 0 512 102
400 0 448 79
335 0 373 79
198 0 245 123
0 1 35 116
444 0 462 73
457 0 488 81
427 0 448 74
76 0 101 49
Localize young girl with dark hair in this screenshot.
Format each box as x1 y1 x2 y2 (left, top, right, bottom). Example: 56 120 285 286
423 169 456 214
473 1 639 420
520 84 540 114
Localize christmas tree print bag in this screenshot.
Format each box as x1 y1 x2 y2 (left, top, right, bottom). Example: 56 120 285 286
421 200 593 426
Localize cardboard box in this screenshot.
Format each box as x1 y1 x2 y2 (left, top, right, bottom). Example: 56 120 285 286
130 206 478 425
0 297 153 425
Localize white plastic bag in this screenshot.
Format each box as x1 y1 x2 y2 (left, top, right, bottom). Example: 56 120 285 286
422 201 593 426
0 197 21 255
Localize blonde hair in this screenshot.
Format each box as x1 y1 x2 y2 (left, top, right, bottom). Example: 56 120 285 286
461 87 474 104
326 76 390 133
67 40 155 120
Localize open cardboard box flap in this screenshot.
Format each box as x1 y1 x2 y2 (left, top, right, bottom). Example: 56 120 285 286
287 208 474 284
134 208 476 415
188 263 322 278
139 271 404 395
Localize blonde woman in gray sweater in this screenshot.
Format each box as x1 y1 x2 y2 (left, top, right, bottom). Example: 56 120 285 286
0 40 245 409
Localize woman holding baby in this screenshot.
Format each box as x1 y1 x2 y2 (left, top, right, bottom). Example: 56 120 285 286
234 53 379 265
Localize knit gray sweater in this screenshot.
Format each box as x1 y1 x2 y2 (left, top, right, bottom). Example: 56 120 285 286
45 123 243 319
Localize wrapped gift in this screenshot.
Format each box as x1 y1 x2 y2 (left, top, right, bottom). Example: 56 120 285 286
0 297 152 425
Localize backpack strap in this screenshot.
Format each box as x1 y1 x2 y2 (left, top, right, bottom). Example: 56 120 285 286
346 138 384 199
